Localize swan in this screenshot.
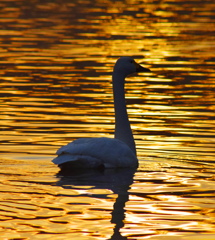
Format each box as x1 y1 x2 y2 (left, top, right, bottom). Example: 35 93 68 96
52 57 150 171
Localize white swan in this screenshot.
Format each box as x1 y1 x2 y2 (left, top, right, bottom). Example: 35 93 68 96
52 57 150 171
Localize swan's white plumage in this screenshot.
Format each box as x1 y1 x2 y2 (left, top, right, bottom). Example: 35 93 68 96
52 57 150 170
52 137 137 168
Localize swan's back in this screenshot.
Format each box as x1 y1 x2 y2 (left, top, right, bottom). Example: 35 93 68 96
52 137 138 169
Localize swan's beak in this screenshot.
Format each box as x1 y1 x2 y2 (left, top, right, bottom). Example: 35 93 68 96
135 62 151 73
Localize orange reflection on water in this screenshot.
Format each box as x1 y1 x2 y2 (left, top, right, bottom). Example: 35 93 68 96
0 0 215 239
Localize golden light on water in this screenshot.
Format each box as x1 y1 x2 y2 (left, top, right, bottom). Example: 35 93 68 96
0 0 214 239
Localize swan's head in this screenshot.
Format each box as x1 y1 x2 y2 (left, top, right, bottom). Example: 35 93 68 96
114 57 150 77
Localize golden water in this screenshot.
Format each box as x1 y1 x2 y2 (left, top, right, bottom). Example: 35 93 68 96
0 0 215 239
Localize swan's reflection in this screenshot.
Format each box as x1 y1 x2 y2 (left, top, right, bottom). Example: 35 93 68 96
56 168 136 239
109 183 130 240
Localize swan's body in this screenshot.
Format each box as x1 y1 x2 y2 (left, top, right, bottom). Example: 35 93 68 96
52 57 150 171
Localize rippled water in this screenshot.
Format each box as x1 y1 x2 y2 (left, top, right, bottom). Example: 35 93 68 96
0 0 215 239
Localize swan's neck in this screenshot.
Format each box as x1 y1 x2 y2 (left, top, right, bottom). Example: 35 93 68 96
112 71 136 155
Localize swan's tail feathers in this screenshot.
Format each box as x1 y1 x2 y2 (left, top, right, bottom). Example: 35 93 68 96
52 154 79 165
52 154 103 169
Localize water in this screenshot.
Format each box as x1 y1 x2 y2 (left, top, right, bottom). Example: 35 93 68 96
0 0 215 239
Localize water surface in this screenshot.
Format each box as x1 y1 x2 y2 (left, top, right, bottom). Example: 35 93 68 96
0 0 215 239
